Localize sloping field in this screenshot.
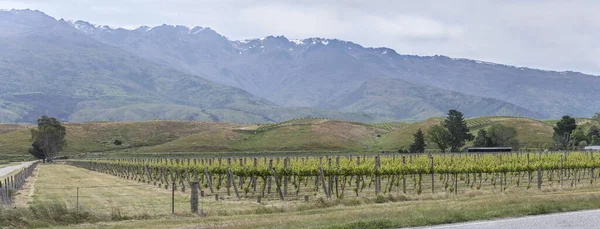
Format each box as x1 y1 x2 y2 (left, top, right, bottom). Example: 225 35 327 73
0 121 243 155
0 116 590 156
143 120 386 153
374 117 444 151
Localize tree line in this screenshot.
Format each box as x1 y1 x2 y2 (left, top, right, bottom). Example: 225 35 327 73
405 110 600 153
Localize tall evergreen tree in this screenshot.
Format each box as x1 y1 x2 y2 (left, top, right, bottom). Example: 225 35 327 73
553 115 577 149
409 129 426 153
444 110 474 152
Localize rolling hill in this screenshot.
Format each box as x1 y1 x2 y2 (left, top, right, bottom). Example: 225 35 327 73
1 116 593 158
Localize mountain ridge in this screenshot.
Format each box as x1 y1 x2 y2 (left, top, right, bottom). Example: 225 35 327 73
1 9 597 124
61 15 600 119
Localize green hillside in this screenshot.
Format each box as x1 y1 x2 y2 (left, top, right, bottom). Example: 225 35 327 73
0 116 596 158
143 119 386 153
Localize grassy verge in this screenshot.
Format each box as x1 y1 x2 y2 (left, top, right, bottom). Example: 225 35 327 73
58 188 600 229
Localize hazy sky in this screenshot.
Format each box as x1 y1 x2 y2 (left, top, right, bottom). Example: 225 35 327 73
2 0 599 75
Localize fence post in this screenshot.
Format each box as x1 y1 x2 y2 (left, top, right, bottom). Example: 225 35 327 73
537 167 542 190
191 182 199 213
560 155 563 188
172 182 175 214
402 156 406 194
430 156 435 194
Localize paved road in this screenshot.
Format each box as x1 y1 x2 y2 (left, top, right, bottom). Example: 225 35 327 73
0 161 36 178
413 209 600 229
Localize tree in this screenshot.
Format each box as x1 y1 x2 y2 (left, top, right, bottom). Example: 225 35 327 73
28 141 46 162
444 110 474 152
570 127 588 147
487 124 520 149
409 129 426 153
30 116 67 162
592 135 600 145
589 126 600 143
593 112 600 121
553 115 577 149
474 129 492 147
427 125 451 153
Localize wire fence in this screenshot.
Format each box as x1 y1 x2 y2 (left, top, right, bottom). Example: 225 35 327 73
0 162 38 205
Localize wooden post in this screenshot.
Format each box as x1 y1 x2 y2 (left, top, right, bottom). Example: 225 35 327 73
402 156 406 194
319 167 329 198
228 169 240 200
375 156 380 195
537 167 542 190
356 156 360 196
172 182 175 214
267 159 273 194
272 169 285 201
560 155 563 188
430 156 435 193
191 182 199 213
283 158 288 196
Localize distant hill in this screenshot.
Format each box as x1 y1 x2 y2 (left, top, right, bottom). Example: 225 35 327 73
2 117 594 156
70 20 600 119
1 9 598 123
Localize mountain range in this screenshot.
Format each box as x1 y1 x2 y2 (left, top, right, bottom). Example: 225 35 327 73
0 9 598 124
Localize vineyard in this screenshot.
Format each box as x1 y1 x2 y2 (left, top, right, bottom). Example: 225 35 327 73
68 151 600 201
369 122 406 131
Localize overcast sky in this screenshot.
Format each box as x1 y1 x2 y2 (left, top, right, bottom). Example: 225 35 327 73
2 0 599 75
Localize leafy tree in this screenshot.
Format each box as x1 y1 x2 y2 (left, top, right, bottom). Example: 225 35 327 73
427 125 451 153
474 129 492 147
444 110 474 152
487 124 520 149
570 127 588 147
592 135 600 145
28 141 46 162
589 126 600 142
409 129 426 153
30 116 67 162
553 115 577 149
593 112 600 121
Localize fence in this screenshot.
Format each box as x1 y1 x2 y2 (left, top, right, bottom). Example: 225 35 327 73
0 162 39 205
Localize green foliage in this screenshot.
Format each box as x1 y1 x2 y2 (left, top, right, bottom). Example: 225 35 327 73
553 115 577 149
444 110 474 152
409 129 426 153
593 113 600 121
589 126 600 143
30 116 67 161
427 124 451 153
591 135 600 145
27 140 45 160
474 129 492 147
570 128 588 147
487 124 520 149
